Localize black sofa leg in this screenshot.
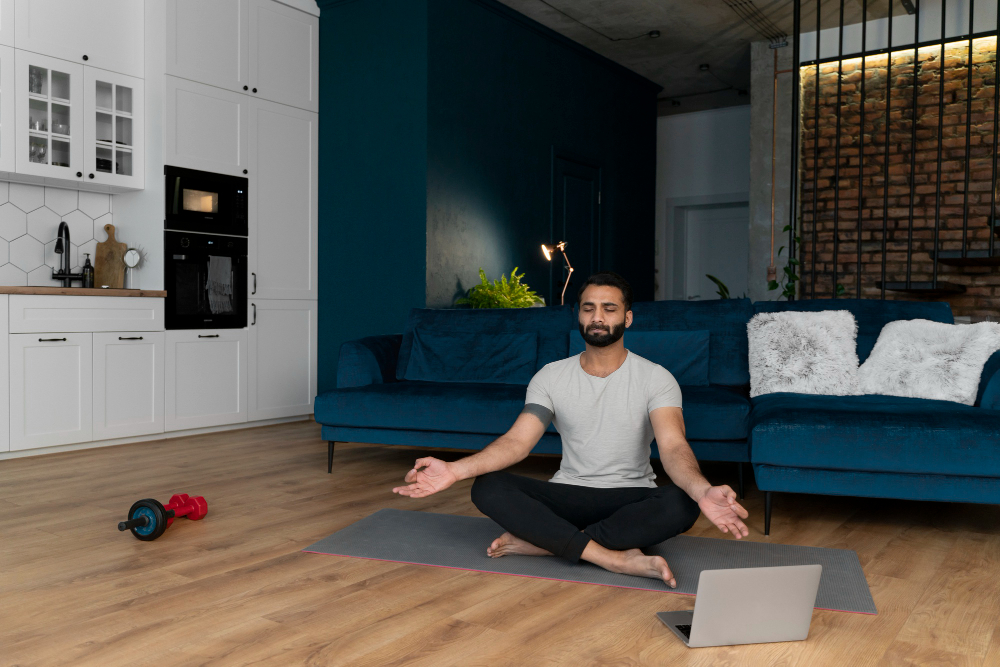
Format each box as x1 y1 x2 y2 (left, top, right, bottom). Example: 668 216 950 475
764 491 772 536
736 463 745 500
328 441 335 473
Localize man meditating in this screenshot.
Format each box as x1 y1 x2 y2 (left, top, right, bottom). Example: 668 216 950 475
392 271 749 588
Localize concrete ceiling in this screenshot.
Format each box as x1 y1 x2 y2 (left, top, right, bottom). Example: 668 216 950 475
493 0 907 115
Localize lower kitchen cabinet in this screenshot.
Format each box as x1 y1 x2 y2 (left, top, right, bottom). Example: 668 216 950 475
9 332 93 450
248 299 316 421
93 332 165 440
0 296 8 452
165 329 248 431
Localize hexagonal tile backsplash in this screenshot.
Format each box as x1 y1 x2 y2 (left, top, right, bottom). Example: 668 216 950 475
0 183 112 287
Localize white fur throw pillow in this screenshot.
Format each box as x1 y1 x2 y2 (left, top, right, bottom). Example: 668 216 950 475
747 310 859 398
858 319 1000 405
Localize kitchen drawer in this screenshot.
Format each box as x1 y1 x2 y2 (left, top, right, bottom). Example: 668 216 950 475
9 295 165 333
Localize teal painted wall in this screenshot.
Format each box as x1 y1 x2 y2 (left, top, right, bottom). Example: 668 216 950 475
317 0 428 393
425 0 660 309
317 0 658 390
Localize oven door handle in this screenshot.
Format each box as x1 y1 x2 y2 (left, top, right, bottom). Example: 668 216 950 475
252 272 256 295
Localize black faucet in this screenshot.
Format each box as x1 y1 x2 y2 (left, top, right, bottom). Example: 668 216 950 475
52 221 85 287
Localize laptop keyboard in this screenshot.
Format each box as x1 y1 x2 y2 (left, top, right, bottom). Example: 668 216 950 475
676 624 692 639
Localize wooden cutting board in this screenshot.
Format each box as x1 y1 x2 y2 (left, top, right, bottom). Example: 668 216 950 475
95 223 127 289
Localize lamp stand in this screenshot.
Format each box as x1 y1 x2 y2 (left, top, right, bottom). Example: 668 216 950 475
558 249 574 306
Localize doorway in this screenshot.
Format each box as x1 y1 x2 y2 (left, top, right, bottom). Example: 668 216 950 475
677 203 749 301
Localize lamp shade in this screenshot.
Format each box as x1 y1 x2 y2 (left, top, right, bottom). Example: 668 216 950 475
541 244 553 261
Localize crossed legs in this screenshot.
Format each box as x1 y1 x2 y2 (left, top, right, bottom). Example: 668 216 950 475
470 471 700 586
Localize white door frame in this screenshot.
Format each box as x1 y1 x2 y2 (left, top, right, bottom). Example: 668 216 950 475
655 191 749 301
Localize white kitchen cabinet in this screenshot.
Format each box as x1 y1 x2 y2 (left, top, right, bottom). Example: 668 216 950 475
84 67 144 189
0 44 15 172
166 0 317 112
0 295 8 452
8 295 165 333
165 75 249 178
166 0 249 95
93 332 164 440
9 332 93 450
0 0 13 47
248 98 317 300
165 329 248 431
248 299 316 421
249 0 318 112
13 0 143 78
15 50 84 181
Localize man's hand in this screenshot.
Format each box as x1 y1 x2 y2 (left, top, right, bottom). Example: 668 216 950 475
392 457 459 498
697 485 750 539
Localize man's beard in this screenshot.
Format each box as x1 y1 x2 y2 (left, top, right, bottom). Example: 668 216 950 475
579 320 626 348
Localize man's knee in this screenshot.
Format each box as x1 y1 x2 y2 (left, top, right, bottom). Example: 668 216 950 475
470 471 512 513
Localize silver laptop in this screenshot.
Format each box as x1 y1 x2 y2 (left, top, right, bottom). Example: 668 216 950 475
657 564 822 648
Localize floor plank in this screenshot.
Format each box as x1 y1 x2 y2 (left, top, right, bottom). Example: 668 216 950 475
2 421 999 666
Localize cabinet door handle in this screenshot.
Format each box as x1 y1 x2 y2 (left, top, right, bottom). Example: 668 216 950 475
252 272 256 294
252 88 257 93
118 336 144 340
88 173 95 179
198 334 220 338
243 85 248 91
252 303 256 325
82 55 89 61
38 337 67 342
76 171 82 177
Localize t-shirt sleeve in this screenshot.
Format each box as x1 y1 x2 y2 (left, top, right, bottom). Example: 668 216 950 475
525 367 554 413
647 364 683 413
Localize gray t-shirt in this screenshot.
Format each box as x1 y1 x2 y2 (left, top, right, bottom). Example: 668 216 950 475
525 350 683 489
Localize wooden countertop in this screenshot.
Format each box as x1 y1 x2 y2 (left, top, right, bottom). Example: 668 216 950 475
0 286 167 298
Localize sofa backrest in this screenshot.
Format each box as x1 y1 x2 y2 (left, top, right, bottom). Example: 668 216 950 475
752 298 954 362
395 305 576 381
629 298 754 386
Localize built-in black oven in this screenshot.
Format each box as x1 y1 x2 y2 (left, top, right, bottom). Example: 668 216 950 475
165 165 248 236
164 230 248 330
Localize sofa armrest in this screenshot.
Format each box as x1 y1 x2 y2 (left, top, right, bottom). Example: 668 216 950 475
337 334 403 388
976 349 1000 410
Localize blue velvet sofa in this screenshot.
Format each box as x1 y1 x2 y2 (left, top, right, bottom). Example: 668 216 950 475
314 298 1000 535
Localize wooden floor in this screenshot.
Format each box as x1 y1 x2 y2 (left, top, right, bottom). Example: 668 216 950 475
3 422 1000 666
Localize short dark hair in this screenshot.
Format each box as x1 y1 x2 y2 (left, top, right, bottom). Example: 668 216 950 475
577 272 633 311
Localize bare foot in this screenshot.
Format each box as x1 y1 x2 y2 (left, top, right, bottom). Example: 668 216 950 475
606 548 676 588
486 532 553 558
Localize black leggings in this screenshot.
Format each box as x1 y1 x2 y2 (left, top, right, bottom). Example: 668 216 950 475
470 471 700 563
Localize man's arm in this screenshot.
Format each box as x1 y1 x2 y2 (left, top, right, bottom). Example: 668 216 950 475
392 405 551 498
650 406 749 538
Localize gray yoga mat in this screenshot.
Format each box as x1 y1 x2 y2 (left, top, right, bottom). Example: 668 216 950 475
304 508 876 615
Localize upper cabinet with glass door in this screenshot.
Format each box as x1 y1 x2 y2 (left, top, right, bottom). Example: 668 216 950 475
84 69 143 189
0 45 16 173
14 0 142 78
15 51 83 181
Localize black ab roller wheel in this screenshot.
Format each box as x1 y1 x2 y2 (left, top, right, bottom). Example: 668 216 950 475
118 499 169 541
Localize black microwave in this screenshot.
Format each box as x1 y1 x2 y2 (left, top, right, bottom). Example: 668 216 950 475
165 165 248 236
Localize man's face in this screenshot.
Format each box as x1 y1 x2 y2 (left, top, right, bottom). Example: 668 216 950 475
578 285 632 348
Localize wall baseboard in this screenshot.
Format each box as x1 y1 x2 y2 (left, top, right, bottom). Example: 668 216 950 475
0 415 316 461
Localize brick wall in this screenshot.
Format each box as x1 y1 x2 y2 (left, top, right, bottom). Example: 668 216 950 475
799 36 999 320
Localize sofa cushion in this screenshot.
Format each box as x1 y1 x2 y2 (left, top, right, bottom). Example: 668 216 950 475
747 310 859 397
315 381 750 441
404 329 537 384
395 305 576 380
752 298 953 363
569 329 711 386
750 392 1000 477
629 299 754 386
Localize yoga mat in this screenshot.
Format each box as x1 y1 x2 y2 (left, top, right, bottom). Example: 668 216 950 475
304 508 876 615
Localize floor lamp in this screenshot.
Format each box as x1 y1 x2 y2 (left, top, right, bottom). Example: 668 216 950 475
542 241 574 305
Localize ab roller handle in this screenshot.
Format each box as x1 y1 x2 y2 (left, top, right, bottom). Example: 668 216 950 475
118 494 208 541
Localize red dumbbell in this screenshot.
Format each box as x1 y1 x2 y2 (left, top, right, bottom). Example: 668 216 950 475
118 494 208 541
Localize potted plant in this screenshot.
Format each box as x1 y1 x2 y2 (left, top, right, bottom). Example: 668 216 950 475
456 267 546 308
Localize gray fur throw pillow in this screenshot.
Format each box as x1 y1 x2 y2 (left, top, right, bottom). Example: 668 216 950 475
747 310 859 398
858 319 1000 405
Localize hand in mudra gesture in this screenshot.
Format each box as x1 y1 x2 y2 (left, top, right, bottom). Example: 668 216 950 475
392 457 458 498
698 485 750 538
